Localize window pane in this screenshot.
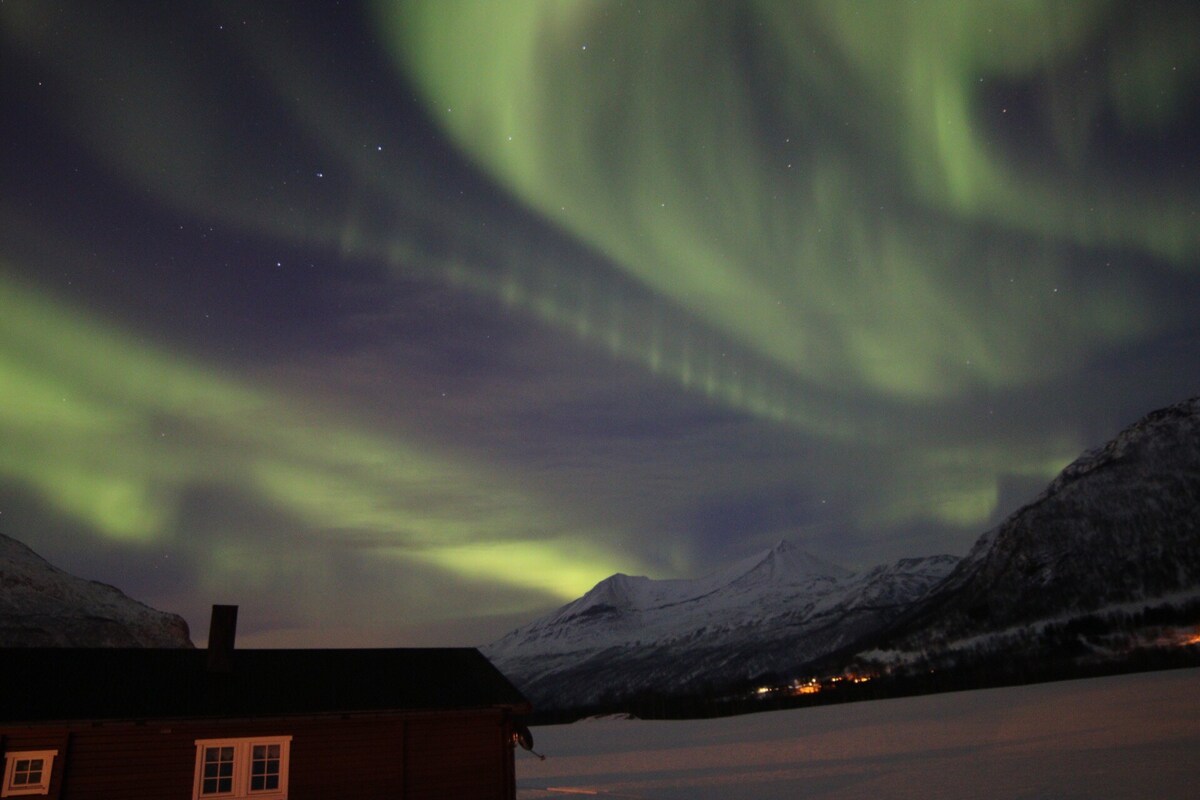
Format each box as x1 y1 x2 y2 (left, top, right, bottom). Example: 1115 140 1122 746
202 774 233 794
11 758 45 787
200 746 235 795
249 773 281 792
248 742 282 794
205 746 234 764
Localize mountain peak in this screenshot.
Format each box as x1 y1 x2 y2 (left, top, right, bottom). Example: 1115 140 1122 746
569 540 849 616
1042 396 1200 500
0 532 193 647
720 539 852 588
484 544 954 706
883 395 1200 646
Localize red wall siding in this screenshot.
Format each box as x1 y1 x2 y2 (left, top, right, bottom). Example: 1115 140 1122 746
404 714 509 800
2 710 514 799
290 717 405 797
56 724 193 799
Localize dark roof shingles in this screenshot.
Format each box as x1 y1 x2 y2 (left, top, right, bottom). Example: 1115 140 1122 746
0 648 530 723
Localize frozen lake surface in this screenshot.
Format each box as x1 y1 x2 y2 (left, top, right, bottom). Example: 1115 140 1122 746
517 667 1200 799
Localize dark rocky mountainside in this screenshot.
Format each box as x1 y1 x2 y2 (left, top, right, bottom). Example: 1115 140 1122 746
870 396 1200 657
0 532 193 647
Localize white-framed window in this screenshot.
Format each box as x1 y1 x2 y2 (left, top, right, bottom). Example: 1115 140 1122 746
1 750 57 797
192 737 291 799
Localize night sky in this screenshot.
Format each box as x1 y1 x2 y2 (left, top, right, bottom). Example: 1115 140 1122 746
3 1 1198 647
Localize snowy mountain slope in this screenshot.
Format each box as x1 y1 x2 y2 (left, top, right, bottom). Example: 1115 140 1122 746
858 396 1200 659
484 541 957 707
488 541 851 661
0 532 193 647
920 399 1196 627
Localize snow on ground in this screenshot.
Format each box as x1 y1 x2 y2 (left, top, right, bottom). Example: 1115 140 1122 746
517 667 1200 799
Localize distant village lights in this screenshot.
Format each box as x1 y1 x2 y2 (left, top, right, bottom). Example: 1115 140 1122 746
754 673 874 700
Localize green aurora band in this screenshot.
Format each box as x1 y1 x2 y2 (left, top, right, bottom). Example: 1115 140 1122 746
2 1 1198 633
0 271 623 601
383 0 1194 402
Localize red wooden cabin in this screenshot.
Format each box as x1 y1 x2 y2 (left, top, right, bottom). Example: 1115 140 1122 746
0 640 531 799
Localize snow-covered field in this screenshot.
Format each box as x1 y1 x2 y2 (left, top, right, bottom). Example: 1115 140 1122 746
517 667 1200 799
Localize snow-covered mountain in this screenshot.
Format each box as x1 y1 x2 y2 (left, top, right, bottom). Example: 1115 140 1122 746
484 540 957 708
0 533 193 647
490 397 1200 709
855 396 1200 665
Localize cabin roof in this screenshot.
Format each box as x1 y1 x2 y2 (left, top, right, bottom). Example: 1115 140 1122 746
0 647 531 724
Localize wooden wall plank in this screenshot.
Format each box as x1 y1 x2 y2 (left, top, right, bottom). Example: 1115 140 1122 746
2 710 514 799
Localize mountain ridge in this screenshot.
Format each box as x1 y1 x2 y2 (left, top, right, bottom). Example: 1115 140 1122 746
484 540 957 707
488 395 1200 710
859 395 1200 659
0 532 193 647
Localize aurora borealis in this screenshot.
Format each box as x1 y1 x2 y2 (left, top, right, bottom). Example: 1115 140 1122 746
2 1 1198 646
